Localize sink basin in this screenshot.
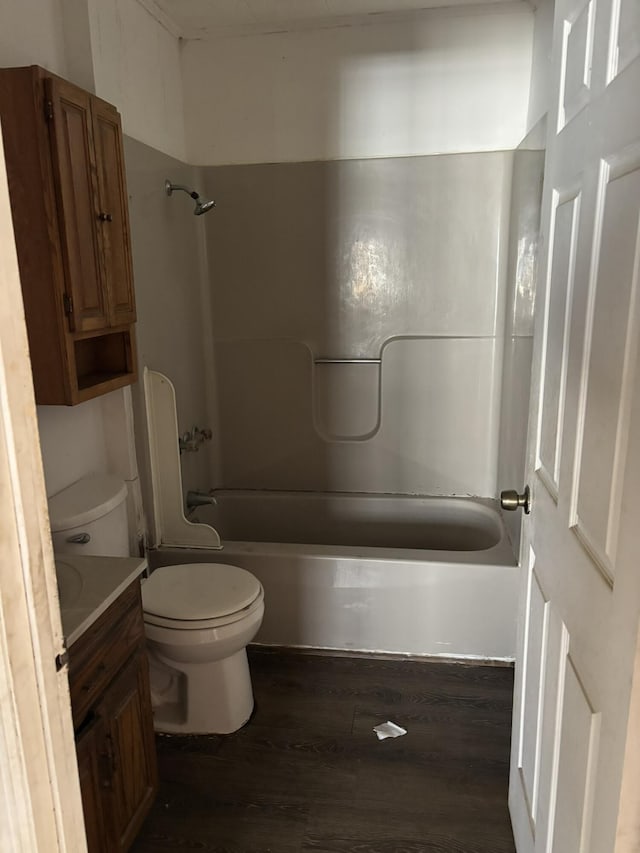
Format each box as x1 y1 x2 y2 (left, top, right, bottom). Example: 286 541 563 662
55 559 84 609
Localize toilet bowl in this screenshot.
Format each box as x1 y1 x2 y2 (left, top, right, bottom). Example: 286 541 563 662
48 474 265 735
141 562 264 734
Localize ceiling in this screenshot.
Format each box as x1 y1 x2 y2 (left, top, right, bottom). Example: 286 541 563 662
150 0 526 40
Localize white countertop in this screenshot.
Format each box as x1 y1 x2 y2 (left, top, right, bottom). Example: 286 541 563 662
54 554 148 647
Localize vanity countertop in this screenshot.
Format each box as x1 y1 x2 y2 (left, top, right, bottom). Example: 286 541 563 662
55 554 148 647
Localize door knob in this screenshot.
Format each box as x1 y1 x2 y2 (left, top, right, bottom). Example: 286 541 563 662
98 212 113 222
500 485 531 514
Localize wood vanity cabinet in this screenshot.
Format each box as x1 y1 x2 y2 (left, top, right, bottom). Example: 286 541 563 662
0 65 137 405
68 581 157 852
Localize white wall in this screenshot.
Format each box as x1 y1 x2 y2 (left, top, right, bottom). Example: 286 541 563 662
183 4 534 165
526 0 555 132
88 0 187 161
0 0 67 76
36 400 109 497
0 0 187 160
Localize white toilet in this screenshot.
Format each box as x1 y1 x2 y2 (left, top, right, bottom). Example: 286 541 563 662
142 562 264 734
48 473 265 735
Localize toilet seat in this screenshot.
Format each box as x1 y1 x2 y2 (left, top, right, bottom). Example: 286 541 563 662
142 563 263 630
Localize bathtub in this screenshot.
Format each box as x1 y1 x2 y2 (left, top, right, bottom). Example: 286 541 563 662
150 491 519 661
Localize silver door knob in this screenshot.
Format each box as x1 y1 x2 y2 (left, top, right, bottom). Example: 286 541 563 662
500 485 531 514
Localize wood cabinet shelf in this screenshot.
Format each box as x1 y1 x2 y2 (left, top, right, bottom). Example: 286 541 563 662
0 65 138 405
74 329 136 395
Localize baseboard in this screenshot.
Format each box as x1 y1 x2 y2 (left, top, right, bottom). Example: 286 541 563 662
249 642 515 667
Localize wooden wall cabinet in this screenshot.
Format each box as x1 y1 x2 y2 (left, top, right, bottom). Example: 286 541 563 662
0 65 137 405
68 582 157 852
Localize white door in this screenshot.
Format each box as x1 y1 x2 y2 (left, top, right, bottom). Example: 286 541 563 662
509 1 640 851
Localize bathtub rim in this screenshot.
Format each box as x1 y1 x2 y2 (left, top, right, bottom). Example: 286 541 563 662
151 535 517 568
188 491 517 563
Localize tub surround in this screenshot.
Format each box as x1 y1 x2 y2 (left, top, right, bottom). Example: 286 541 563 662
123 137 219 510
55 553 147 645
497 123 545 556
204 151 512 497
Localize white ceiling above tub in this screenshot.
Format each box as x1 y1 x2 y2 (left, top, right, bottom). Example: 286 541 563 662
147 0 529 40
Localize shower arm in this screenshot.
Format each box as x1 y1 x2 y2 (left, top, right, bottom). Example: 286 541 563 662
165 181 199 200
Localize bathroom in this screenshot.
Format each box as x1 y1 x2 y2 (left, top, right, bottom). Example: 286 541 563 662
1 0 619 849
0 0 544 657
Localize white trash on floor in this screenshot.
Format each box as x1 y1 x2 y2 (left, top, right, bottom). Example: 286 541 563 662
373 721 407 740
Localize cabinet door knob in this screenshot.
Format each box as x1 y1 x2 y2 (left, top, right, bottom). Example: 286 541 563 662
98 212 113 222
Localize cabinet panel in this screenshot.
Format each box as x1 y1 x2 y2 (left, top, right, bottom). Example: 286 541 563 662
100 651 157 852
46 77 108 333
69 582 157 851
92 98 137 326
68 581 143 728
0 66 71 404
76 716 111 853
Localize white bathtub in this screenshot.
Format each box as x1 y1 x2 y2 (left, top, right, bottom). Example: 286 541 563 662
150 491 519 661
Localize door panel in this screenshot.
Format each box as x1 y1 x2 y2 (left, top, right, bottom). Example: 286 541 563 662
99 651 157 852
46 78 107 332
76 715 111 853
559 0 595 130
537 188 581 497
91 98 136 326
608 0 640 81
518 552 549 826
572 148 640 579
550 658 601 853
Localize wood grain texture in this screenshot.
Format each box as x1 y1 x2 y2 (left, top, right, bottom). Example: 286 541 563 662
0 65 138 405
0 66 72 404
100 650 158 851
132 649 515 853
68 581 144 728
46 75 107 333
91 96 137 326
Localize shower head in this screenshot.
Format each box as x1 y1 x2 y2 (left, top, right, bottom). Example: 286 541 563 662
165 180 216 216
194 197 216 216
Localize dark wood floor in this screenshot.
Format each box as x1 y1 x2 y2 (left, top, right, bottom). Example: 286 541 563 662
132 648 516 853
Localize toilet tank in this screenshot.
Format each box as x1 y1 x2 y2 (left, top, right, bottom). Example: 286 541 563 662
48 473 130 557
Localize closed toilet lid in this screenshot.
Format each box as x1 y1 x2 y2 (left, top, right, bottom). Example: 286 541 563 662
142 563 261 621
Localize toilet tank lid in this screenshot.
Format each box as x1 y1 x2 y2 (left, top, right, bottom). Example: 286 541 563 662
48 474 128 532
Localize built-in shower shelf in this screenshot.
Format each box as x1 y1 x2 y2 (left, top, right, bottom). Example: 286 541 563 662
314 358 381 364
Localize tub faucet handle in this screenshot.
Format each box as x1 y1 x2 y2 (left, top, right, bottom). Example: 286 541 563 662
186 490 218 509
500 486 531 514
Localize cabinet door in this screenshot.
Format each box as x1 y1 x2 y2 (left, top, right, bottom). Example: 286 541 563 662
99 650 157 851
76 715 112 853
91 98 137 327
46 77 108 333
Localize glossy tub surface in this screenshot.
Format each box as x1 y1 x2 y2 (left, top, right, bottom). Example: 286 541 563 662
152 492 518 660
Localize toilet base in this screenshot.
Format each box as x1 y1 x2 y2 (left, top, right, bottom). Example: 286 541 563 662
149 648 255 734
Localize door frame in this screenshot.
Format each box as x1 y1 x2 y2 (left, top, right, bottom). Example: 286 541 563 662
0 122 87 850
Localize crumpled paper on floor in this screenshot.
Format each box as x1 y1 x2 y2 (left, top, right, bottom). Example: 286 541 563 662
373 720 407 740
